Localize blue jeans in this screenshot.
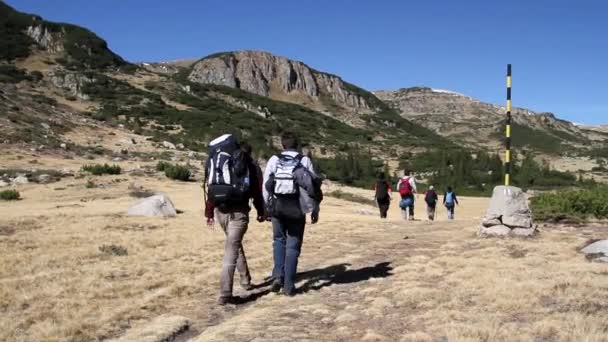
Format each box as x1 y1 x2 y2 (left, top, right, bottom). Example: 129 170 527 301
272 217 306 294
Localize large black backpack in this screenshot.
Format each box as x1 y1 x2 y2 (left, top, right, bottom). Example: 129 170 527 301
205 134 250 208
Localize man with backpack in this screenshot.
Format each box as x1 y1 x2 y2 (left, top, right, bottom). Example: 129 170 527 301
397 169 417 220
424 185 439 221
263 132 322 297
374 172 392 219
204 134 265 305
443 186 459 220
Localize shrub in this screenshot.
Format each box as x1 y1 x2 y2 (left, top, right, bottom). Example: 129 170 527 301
81 163 121 175
326 190 376 206
530 186 608 222
85 179 96 188
99 244 128 256
163 164 191 181
156 161 170 172
0 190 20 201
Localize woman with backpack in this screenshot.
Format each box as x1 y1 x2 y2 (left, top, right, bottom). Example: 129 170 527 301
424 185 439 221
443 186 459 220
397 169 417 220
374 172 392 219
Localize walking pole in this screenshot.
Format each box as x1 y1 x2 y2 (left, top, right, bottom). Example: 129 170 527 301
505 64 512 188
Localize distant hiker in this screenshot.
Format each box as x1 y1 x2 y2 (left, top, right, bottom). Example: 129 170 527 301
204 134 265 305
374 172 392 219
424 185 439 221
263 132 322 296
443 186 459 220
397 170 417 220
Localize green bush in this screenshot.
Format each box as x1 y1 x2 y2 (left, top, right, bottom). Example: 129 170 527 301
326 190 376 206
81 163 121 175
156 161 170 172
531 186 608 222
163 164 191 181
0 189 20 201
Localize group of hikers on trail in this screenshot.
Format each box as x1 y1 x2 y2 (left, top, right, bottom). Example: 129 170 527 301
204 132 322 305
373 171 459 221
202 131 460 305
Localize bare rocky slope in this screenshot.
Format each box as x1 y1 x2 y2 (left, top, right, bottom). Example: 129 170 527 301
375 87 606 153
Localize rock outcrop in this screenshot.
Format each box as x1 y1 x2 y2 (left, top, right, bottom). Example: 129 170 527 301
187 51 372 111
26 25 65 53
48 71 95 100
478 186 536 237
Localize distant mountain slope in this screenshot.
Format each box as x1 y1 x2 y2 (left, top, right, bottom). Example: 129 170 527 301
375 87 602 154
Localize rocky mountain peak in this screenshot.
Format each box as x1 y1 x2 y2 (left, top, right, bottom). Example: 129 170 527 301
186 50 374 112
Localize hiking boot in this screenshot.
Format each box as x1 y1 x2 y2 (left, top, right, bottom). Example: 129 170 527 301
217 295 239 306
283 289 296 297
271 279 283 293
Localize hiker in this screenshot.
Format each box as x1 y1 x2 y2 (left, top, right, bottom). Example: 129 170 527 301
204 134 265 305
424 185 439 221
397 170 417 220
443 186 459 220
374 172 392 219
263 132 322 296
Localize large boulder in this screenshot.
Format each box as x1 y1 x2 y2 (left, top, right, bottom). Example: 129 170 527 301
478 186 536 237
127 194 177 218
581 240 608 262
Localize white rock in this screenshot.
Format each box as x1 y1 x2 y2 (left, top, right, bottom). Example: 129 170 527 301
188 151 197 159
582 240 608 255
482 186 533 229
511 227 537 237
60 143 67 149
127 194 177 218
478 225 511 237
162 141 176 150
12 176 29 185
40 123 51 130
176 143 185 150
37 174 52 184
0 180 9 187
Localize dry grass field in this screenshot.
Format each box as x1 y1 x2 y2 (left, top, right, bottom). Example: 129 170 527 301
1 153 608 342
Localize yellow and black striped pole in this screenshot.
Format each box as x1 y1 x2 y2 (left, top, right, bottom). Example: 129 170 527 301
505 64 512 186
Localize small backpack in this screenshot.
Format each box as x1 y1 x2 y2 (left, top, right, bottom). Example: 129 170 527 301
205 134 250 208
398 177 412 196
273 153 302 196
376 181 390 200
445 192 455 206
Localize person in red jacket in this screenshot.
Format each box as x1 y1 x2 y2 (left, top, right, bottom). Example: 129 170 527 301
205 141 265 305
374 172 392 218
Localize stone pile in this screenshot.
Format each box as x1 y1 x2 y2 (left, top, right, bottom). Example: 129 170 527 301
479 186 537 237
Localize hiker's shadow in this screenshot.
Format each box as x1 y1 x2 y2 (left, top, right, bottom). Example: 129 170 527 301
238 261 393 304
296 261 393 294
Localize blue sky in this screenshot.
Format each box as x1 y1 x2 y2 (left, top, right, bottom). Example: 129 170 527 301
7 0 608 124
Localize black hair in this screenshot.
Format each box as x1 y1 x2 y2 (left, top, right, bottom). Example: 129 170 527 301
281 132 298 150
241 142 252 155
378 172 386 180
447 186 453 192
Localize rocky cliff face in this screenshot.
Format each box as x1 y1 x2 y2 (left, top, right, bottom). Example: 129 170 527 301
26 25 64 53
187 51 372 112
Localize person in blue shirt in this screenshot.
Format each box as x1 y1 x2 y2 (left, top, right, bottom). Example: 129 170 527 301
443 186 459 220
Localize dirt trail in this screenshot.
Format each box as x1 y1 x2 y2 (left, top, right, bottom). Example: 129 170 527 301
1 175 607 341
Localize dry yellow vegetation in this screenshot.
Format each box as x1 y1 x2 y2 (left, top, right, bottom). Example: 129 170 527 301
1 152 607 342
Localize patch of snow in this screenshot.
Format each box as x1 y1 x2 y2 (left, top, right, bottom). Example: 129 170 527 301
431 88 466 96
